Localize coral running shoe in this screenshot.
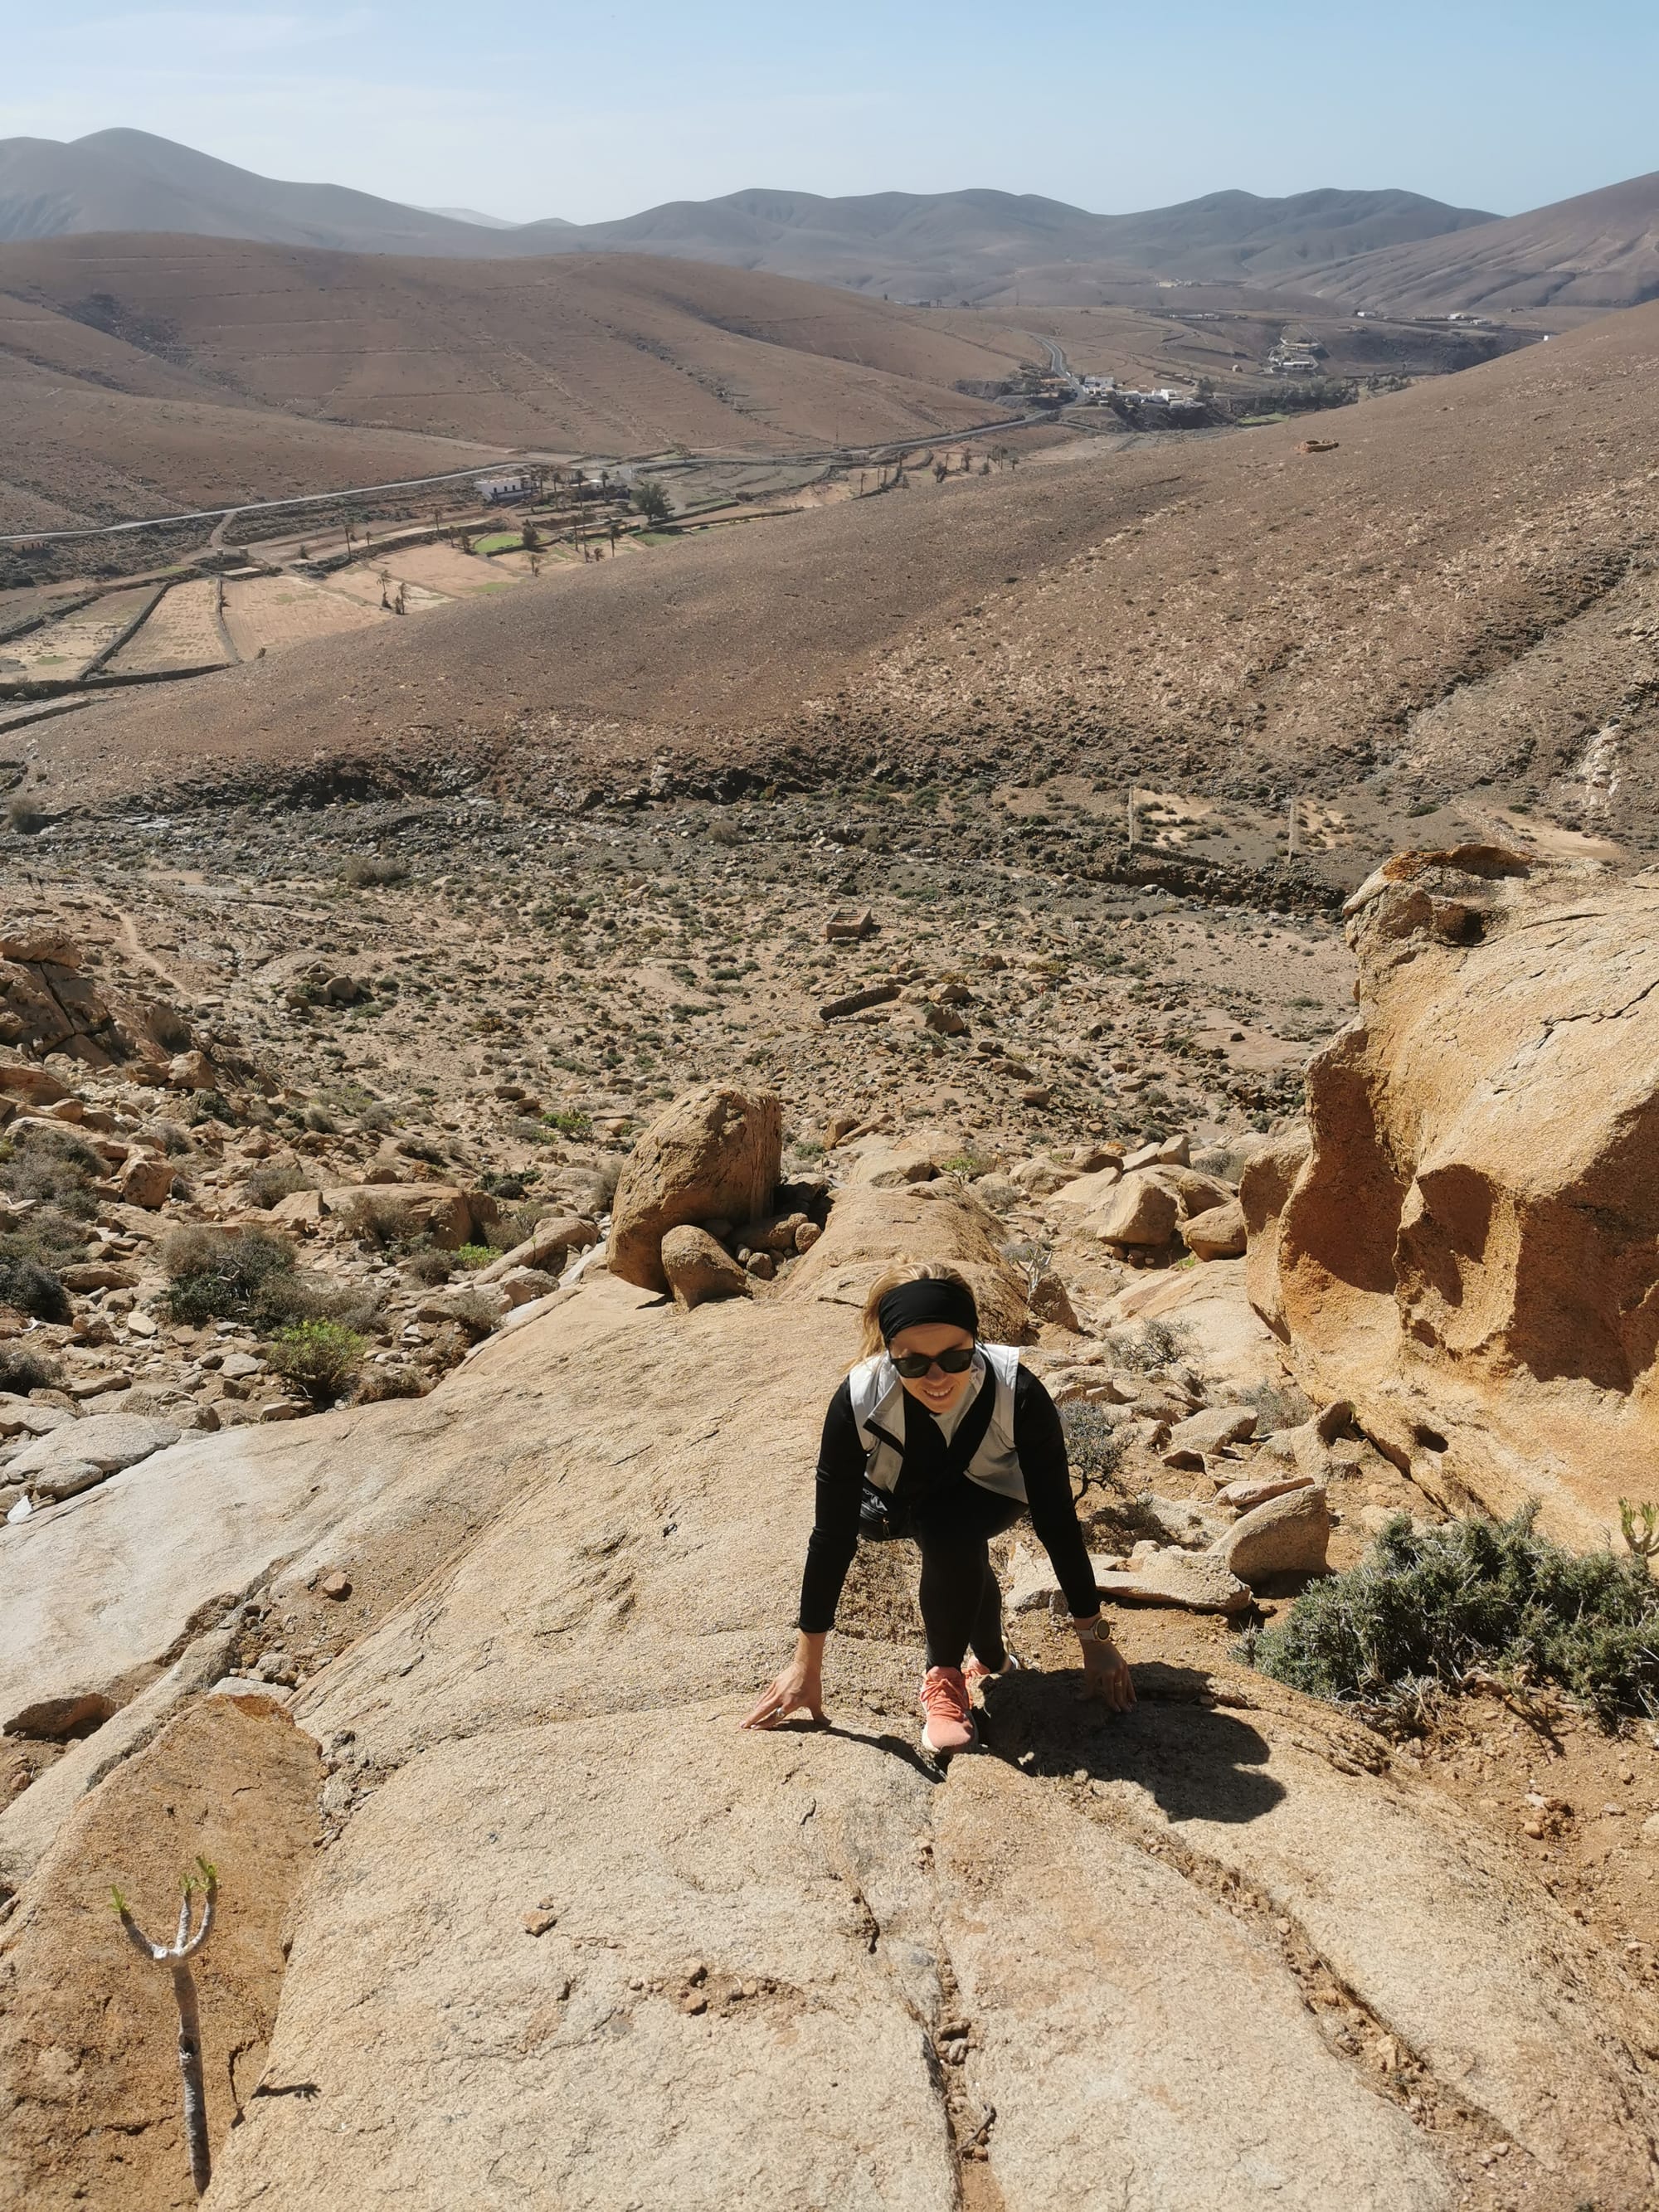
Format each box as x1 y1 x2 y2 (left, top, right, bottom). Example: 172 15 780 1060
919 1666 978 1757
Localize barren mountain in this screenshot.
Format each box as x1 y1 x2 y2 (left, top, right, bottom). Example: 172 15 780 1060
536 183 1496 299
37 297 1659 858
0 237 1031 469
1303 171 1659 314
0 134 1493 303
0 129 528 257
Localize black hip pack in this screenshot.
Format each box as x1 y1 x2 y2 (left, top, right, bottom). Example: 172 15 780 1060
858 1371 1000 1542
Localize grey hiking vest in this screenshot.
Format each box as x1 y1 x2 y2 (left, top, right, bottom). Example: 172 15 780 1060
846 1344 1026 1503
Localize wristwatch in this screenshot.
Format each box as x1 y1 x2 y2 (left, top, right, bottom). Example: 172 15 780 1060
1072 1613 1116 1646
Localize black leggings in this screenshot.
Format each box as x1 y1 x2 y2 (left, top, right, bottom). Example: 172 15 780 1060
906 1477 1026 1673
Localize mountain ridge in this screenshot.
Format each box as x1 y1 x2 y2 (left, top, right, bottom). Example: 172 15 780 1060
0 129 1495 300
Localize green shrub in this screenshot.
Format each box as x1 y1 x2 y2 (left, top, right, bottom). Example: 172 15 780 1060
1251 1505 1659 1728
267 1320 366 1403
160 1225 295 1325
452 1243 497 1271
543 1108 593 1138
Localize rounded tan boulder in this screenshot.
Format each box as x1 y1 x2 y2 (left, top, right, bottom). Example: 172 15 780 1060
1180 1198 1247 1260
660 1226 751 1310
608 1087 782 1293
1096 1170 1180 1247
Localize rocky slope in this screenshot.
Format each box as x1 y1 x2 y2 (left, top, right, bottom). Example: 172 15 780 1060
4 1155 1658 2211
1244 846 1659 1548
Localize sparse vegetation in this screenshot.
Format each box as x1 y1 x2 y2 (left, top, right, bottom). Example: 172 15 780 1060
342 855 410 888
631 479 672 525
267 1318 367 1403
1059 1399 1131 1490
160 1224 296 1325
243 1163 312 1208
1251 1505 1659 1728
0 1340 66 1393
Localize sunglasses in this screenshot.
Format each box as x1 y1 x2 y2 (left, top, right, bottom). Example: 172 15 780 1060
891 1347 976 1379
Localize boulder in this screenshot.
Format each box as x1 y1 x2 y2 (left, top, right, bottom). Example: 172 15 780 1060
6 1412 181 1507
1215 1471 1318 1511
475 1214 598 1283
1010 1155 1076 1196
607 1087 782 1293
1161 1404 1258 1466
114 1150 173 1210
1124 1134 1190 1172
1095 1171 1180 1247
660 1226 751 1310
1209 1484 1332 1586
1246 849 1659 1544
497 1266 560 1307
1155 1166 1238 1218
1180 1198 1247 1259
1045 1162 1122 1215
1028 1271 1082 1333
1094 1546 1253 1614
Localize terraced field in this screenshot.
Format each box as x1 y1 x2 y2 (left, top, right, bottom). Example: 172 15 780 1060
0 587 155 683
102 576 231 674
220 574 387 659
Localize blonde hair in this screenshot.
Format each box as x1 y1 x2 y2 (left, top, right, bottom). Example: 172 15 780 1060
854 1262 978 1363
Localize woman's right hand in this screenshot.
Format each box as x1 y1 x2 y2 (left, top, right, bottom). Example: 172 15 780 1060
742 1635 826 1729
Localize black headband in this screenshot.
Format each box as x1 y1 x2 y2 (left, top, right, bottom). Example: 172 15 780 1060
878 1278 980 1345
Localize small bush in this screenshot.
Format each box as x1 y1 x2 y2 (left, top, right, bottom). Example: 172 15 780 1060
341 856 409 889
161 1225 295 1325
355 1360 426 1403
0 1341 64 1394
1 1125 101 1215
7 797 47 835
543 1108 593 1139
244 1163 312 1209
257 1271 382 1334
0 1250 70 1322
1252 1505 1659 1729
145 1119 195 1158
401 1247 455 1286
1060 1400 1131 1492
452 1243 497 1271
267 1320 366 1403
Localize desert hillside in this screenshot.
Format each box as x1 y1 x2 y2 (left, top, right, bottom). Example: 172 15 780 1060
36 295 1659 856
1303 170 1659 314
0 236 1033 468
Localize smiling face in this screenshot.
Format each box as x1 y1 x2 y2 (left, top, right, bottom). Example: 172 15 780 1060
888 1322 976 1417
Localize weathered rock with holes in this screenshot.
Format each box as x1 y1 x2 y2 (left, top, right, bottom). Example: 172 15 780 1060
1245 849 1659 1545
608 1087 782 1293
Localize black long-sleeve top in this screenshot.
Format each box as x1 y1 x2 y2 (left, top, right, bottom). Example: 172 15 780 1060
798 1364 1099 1632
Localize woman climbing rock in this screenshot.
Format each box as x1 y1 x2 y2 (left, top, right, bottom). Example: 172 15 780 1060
743 1262 1134 1754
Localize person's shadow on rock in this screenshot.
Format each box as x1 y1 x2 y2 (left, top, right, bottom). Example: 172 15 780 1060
981 1660 1286 1826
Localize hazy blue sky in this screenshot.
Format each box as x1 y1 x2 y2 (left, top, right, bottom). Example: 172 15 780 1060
3 2 1652 224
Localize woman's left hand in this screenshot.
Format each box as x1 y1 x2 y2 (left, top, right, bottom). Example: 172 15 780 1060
1076 1623 1136 1712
